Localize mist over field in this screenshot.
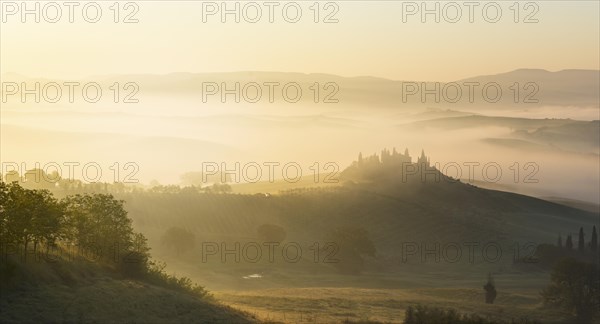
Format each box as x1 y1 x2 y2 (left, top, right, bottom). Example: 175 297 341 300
2 70 599 202
1 1 599 323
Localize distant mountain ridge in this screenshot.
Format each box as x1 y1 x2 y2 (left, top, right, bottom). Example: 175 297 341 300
3 69 599 109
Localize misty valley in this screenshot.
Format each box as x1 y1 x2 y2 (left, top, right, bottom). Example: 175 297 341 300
1 2 599 323
1 143 599 323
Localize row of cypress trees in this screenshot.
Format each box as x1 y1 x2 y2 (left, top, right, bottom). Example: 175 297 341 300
557 226 598 253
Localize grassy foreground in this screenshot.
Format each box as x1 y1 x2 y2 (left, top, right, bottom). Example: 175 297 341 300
0 255 258 324
214 283 568 324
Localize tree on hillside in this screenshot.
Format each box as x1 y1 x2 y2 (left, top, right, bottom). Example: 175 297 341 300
590 226 598 253
161 227 195 256
0 182 65 255
483 273 497 304
29 190 65 252
578 227 585 253
0 182 9 242
565 234 573 250
0 182 207 296
119 232 151 278
62 194 135 261
542 258 600 323
325 225 376 275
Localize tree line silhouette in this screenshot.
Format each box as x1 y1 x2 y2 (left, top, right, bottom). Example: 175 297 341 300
557 225 598 253
2 169 233 195
0 181 143 262
0 181 210 298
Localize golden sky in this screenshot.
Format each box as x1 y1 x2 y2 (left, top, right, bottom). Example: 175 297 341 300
1 1 598 81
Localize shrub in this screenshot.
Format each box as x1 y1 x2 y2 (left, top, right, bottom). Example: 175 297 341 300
403 305 540 324
145 259 211 299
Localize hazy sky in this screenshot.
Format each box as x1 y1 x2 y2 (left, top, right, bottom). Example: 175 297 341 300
1 1 598 81
1 1 599 202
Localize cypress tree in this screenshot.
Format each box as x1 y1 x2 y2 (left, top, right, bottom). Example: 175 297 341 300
591 225 598 253
578 227 585 253
483 273 497 304
565 234 573 250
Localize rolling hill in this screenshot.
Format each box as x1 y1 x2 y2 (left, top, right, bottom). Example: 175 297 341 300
0 254 258 323
122 155 598 258
406 116 600 155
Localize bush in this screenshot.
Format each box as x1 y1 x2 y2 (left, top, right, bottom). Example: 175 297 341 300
541 258 600 323
145 259 211 299
484 273 497 304
325 225 376 275
117 251 148 278
403 306 540 324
